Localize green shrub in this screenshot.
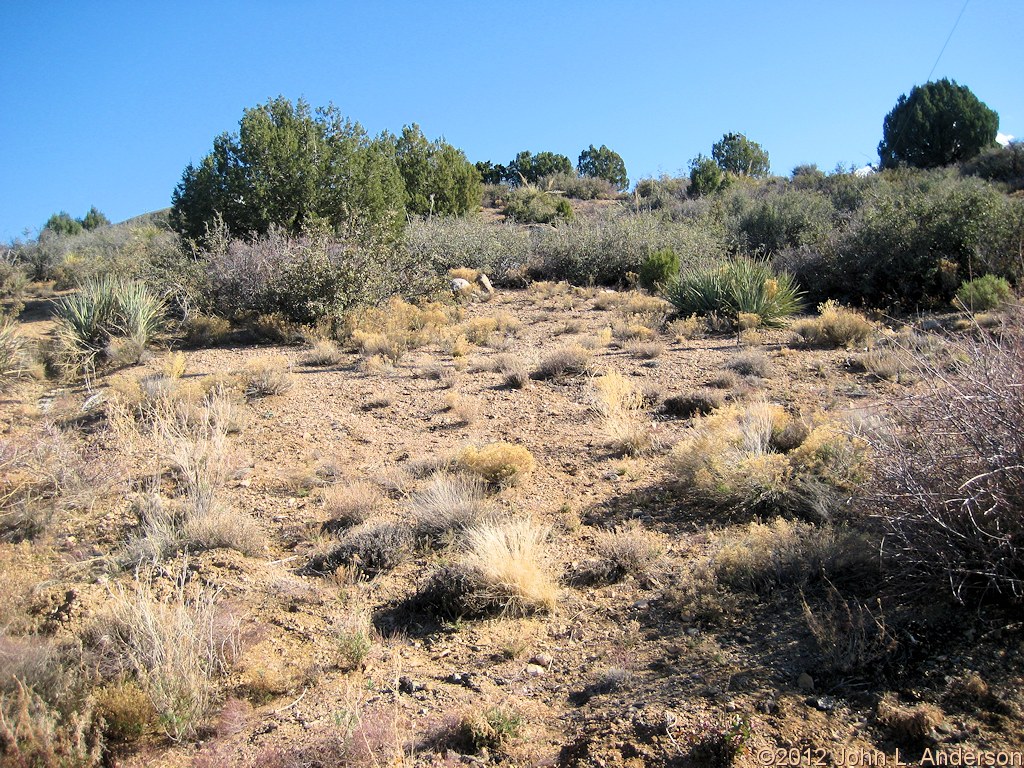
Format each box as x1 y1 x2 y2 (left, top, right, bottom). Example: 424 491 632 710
53 276 164 374
954 274 1014 311
539 172 618 200
666 257 802 327
638 248 679 291
961 142 1024 191
503 186 572 224
403 216 530 287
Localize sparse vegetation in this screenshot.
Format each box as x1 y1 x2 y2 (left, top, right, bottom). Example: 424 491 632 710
793 300 874 348
457 443 536 487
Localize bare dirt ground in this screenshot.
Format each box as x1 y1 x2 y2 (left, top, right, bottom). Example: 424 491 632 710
2 284 1022 767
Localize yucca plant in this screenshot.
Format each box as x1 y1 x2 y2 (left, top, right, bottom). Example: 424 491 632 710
666 257 803 327
0 319 32 391
54 276 164 375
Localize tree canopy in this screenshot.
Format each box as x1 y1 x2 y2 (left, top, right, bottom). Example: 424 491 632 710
170 97 407 240
878 79 999 170
711 133 771 178
577 144 628 191
507 150 573 185
394 124 482 216
43 206 110 237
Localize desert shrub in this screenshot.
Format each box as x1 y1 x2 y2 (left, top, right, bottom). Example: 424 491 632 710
94 574 238 741
93 681 156 745
314 523 412 577
726 350 772 377
529 209 727 286
321 481 382 530
591 520 667 582
661 389 724 419
301 339 345 366
711 518 876 595
503 186 572 224
0 320 33 391
960 141 1024 191
457 443 535 487
637 248 680 291
237 355 293 398
411 473 492 540
792 300 874 348
532 344 593 380
625 339 665 360
421 518 556 617
865 318 1024 605
0 683 102 768
593 370 661 456
875 694 945 747
668 402 869 521
182 314 232 347
334 606 374 672
202 227 441 326
403 216 531 287
729 187 837 254
666 257 802 327
801 581 897 675
442 706 523 754
538 172 618 200
53 276 164 375
837 170 1022 307
954 274 1014 312
684 715 752 768
631 175 689 216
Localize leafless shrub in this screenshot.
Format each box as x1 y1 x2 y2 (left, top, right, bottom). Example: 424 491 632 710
238 355 293 397
532 344 593 380
321 481 382 530
801 580 897 675
311 523 412 577
662 389 724 419
302 339 344 366
726 350 772 378
591 520 667 582
866 316 1024 605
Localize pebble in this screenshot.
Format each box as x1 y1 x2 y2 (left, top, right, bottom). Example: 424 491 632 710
529 653 553 669
797 672 815 692
810 695 839 712
398 676 424 694
526 664 546 677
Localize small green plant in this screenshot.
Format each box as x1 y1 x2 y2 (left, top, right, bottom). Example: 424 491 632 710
666 257 802 327
503 185 573 224
638 248 680 291
954 274 1014 312
448 707 523 754
685 715 752 768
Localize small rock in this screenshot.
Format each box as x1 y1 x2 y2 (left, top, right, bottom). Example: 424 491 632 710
756 697 778 714
724 701 739 713
686 628 700 637
797 672 815 692
811 696 839 712
529 653 553 669
398 676 423 694
526 664 546 677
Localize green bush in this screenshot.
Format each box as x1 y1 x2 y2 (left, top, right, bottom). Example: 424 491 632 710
666 257 803 327
403 216 530 286
954 274 1014 311
638 248 680 291
961 142 1024 192
53 276 164 374
503 186 572 224
538 172 618 200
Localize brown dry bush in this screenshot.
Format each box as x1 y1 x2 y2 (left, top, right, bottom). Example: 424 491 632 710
801 580 897 675
793 300 874 348
457 443 536 487
237 355 293 398
320 481 382 530
301 339 345 367
662 389 724 419
532 344 593 380
590 520 667 582
0 682 102 768
726 350 772 378
866 316 1024 606
313 522 412 578
875 694 945 746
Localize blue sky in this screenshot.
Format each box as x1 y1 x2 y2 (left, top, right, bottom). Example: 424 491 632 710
1 0 1021 242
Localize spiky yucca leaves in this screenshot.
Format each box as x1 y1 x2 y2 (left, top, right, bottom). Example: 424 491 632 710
54 276 164 375
666 257 802 327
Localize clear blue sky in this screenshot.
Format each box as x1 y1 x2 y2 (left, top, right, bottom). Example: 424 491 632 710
1 0 1021 242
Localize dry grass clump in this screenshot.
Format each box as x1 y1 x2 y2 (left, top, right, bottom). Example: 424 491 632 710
301 338 345 366
668 401 869 521
494 354 531 389
463 317 499 345
726 350 772 378
591 520 667 582
183 314 232 347
711 518 876 594
351 330 406 364
444 393 482 426
457 442 536 487
0 682 102 767
662 389 724 419
439 706 523 755
624 339 665 359
875 694 945 746
449 267 480 283
423 518 557 618
593 370 662 456
852 348 905 382
237 355 293 398
707 370 740 390
611 319 656 343
321 481 382 530
793 300 874 348
0 318 34 391
528 280 571 301
532 343 593 380
93 574 238 741
668 314 705 342
411 473 493 540
801 581 896 675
